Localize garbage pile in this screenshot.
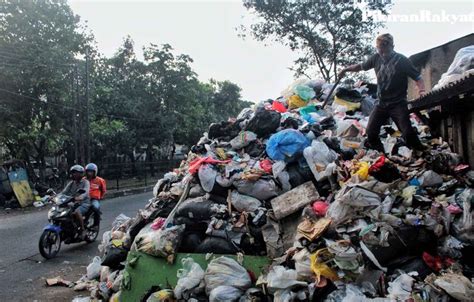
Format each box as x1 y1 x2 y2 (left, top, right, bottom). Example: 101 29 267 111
79 78 474 302
433 45 474 90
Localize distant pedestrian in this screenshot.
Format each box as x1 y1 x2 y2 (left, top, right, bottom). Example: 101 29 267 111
58 157 68 187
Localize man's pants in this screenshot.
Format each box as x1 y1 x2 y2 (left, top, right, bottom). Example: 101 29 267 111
91 199 100 227
91 199 100 210
366 102 423 153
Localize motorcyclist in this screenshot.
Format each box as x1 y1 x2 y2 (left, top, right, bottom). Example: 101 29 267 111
61 165 90 239
85 163 106 227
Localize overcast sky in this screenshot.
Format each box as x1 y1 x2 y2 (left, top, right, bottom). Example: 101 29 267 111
69 0 474 102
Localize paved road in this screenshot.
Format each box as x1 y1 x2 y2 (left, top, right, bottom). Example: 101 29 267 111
0 192 152 302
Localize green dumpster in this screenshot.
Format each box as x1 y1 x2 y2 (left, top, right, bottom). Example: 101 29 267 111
120 251 271 301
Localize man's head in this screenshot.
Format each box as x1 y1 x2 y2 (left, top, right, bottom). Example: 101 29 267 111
376 33 394 58
70 165 85 182
85 163 98 179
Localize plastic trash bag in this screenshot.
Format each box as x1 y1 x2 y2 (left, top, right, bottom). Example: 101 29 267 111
135 223 185 259
266 129 310 162
86 256 102 280
434 45 474 90
387 274 414 300
303 140 338 181
288 95 308 109
327 185 382 226
281 78 308 98
294 85 315 101
230 190 261 212
245 107 281 138
198 164 217 193
98 231 111 255
419 170 443 187
266 266 307 293
310 249 339 282
174 257 205 299
230 131 257 150
112 213 131 231
292 249 312 280
209 286 243 302
204 256 251 294
146 289 175 302
233 179 278 201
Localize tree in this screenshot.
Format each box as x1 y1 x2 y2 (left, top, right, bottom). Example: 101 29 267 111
241 1 391 82
0 0 87 179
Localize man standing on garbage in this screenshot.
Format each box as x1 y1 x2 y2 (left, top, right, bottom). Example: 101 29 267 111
338 33 426 152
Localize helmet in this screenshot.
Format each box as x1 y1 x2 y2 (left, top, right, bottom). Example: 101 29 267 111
70 165 85 174
85 163 98 175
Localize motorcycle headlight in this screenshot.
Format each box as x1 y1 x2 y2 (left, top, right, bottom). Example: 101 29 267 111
59 210 69 217
48 209 55 220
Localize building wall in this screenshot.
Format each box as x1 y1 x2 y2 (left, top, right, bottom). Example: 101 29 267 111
408 34 474 100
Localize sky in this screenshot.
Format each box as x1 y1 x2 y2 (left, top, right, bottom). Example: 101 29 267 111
68 0 474 102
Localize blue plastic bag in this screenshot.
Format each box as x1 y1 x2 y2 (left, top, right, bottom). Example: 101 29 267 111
266 129 310 162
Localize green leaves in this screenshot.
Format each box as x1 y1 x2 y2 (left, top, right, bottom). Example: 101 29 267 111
242 1 392 82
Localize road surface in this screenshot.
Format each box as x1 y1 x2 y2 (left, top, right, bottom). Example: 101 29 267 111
0 192 152 302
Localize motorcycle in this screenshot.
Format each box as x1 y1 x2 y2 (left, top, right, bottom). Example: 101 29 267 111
38 189 100 259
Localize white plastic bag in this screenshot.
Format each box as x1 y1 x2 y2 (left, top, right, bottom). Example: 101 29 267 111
266 266 307 293
419 170 443 187
135 224 185 258
112 214 131 231
292 249 312 280
86 256 102 280
98 231 111 255
387 274 414 300
230 131 257 150
230 191 261 212
174 258 205 299
304 140 338 181
204 257 251 294
198 164 217 193
434 46 474 90
209 285 243 302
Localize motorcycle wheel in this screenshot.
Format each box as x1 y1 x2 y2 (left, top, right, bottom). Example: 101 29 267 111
39 230 61 259
84 214 99 243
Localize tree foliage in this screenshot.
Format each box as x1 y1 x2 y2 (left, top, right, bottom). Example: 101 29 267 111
241 1 391 82
0 0 250 177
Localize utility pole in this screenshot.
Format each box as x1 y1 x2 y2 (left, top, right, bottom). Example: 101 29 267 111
85 48 90 163
75 64 83 164
72 66 78 164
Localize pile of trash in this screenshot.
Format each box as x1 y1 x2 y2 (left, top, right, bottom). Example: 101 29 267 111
77 77 474 302
433 45 474 90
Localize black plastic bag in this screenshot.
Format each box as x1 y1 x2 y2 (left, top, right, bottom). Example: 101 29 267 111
208 121 241 140
245 140 266 158
195 237 239 254
335 87 363 103
101 245 128 269
286 160 314 188
245 107 281 138
176 201 216 221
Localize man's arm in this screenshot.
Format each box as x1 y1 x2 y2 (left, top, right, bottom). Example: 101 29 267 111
338 54 376 79
338 64 362 78
60 181 71 195
100 178 107 199
75 180 90 201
